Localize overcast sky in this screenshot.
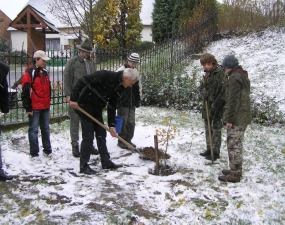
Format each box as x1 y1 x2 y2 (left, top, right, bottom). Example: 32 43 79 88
0 0 224 21
0 0 28 19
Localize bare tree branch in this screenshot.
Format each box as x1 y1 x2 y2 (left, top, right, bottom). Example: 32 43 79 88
47 0 97 41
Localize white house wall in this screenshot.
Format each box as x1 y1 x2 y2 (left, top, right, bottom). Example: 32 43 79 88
10 26 152 52
141 26 152 42
10 31 70 52
10 30 27 51
46 33 70 49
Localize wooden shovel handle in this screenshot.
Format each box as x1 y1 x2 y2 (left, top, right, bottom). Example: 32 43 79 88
77 106 143 156
203 76 214 163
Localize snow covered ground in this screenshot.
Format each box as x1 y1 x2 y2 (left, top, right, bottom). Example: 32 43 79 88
0 28 285 224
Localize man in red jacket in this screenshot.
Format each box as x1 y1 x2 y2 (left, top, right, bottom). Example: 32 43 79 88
21 50 52 161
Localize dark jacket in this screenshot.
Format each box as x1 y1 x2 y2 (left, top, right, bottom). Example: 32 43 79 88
199 65 227 120
21 66 51 112
116 63 141 108
70 70 125 127
0 62 9 114
223 66 252 126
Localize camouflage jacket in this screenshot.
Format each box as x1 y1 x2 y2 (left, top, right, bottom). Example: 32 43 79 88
223 66 252 126
199 65 227 120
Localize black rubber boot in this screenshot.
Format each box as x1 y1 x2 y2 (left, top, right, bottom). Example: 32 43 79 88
199 150 211 156
91 146 99 155
101 155 122 169
0 169 14 181
205 154 220 161
102 160 123 169
79 164 97 175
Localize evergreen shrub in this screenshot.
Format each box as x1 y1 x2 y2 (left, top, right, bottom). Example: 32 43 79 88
251 95 285 125
141 66 201 111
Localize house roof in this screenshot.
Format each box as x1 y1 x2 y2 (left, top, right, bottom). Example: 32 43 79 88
26 0 67 28
9 4 60 34
0 9 12 21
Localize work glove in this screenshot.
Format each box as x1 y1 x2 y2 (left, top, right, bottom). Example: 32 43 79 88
201 90 209 100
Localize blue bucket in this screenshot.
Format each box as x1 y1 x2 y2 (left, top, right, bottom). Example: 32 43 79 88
115 116 123 133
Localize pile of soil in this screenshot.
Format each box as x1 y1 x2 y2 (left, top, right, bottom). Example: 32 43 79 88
148 164 178 176
137 147 171 161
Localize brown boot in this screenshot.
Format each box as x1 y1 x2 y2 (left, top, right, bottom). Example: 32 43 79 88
222 169 231 175
218 175 240 183
222 169 242 177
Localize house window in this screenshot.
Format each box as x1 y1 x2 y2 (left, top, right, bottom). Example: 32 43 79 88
46 38 60 50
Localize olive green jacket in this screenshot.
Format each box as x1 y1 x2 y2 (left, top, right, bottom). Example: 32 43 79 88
223 66 252 126
64 55 96 97
199 65 227 120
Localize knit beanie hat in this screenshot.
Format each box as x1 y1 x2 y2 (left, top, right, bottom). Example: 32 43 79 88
222 55 239 69
128 53 140 64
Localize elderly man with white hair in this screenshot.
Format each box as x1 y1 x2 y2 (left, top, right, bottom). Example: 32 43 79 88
69 68 139 174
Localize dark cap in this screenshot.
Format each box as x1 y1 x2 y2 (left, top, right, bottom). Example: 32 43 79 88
222 55 239 69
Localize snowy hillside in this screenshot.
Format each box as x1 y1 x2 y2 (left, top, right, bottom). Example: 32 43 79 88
0 28 285 224
187 27 285 113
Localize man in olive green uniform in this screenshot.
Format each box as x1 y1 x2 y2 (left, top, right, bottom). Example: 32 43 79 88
64 38 98 157
199 53 227 161
218 55 251 183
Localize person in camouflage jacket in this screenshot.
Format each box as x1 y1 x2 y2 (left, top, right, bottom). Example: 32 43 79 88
199 53 227 161
218 55 251 183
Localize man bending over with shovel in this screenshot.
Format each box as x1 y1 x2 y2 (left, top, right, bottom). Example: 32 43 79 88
69 68 139 175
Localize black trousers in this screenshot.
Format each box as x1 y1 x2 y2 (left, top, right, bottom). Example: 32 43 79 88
79 110 110 168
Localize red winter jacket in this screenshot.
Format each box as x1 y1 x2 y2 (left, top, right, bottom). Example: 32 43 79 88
21 66 51 112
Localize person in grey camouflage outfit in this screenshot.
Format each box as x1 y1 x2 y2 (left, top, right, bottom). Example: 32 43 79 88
218 55 251 183
64 38 99 157
199 53 227 161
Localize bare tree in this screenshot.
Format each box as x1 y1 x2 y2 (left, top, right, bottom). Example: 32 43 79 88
47 0 97 42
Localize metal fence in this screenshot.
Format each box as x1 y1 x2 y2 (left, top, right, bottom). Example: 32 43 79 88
0 12 217 125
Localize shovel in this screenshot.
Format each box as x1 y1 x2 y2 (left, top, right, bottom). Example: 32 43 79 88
203 75 219 165
76 106 146 158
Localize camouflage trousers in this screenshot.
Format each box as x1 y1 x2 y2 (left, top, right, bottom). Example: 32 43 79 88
204 119 223 155
227 125 247 177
